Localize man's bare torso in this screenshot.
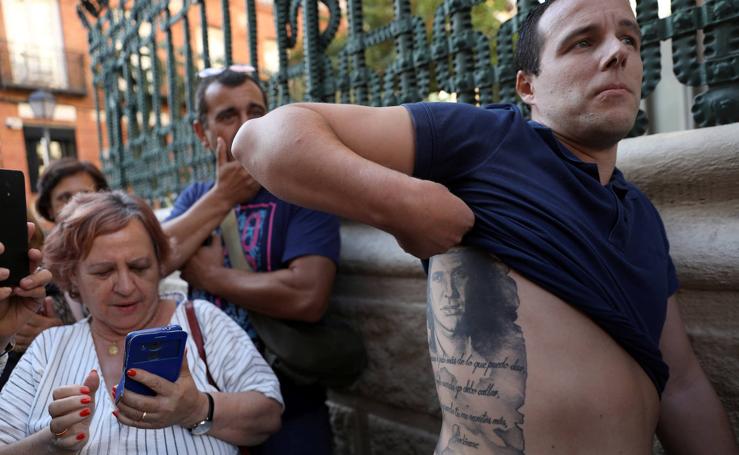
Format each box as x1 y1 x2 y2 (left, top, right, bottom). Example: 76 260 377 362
428 247 659 454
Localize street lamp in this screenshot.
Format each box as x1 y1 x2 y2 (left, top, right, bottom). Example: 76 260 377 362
28 90 56 167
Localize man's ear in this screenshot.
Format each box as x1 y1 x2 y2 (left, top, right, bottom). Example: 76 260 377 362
192 120 211 149
515 70 535 106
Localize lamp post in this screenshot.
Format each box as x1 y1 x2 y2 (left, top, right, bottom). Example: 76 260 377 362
28 90 56 168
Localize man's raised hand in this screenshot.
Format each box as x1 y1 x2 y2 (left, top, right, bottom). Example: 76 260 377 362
213 137 261 206
393 179 475 259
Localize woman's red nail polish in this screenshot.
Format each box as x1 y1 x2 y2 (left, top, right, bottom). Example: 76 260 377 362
126 369 136 377
76 433 86 441
81 397 91 404
80 408 91 417
113 410 119 417
80 386 90 394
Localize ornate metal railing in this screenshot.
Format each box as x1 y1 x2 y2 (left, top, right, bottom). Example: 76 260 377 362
77 0 739 205
0 40 87 95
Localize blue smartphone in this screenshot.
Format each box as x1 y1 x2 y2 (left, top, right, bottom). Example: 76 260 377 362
114 324 187 403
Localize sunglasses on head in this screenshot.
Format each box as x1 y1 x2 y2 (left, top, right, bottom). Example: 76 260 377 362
197 64 255 78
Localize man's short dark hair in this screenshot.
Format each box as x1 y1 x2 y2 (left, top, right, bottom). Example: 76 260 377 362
36 158 110 222
195 69 268 127
515 0 562 76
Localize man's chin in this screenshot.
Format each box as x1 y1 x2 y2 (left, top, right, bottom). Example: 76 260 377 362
582 113 637 148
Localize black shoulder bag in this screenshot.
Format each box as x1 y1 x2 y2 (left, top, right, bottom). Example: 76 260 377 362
221 211 366 388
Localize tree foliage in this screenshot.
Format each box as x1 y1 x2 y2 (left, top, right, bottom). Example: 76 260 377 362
295 0 512 66
357 0 512 70
287 0 514 99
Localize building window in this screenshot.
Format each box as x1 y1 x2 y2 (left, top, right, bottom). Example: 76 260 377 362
1 0 67 89
23 126 77 192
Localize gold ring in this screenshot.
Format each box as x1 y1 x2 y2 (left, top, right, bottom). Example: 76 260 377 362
140 411 147 422
53 427 69 438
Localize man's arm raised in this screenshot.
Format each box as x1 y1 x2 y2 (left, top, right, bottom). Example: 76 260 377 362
161 137 260 275
232 103 474 259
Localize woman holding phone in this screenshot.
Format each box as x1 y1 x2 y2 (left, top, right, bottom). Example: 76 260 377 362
0 159 112 389
0 222 53 374
13 159 109 350
0 191 282 454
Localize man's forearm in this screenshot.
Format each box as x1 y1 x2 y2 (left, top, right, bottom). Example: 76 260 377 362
161 190 233 275
198 260 334 322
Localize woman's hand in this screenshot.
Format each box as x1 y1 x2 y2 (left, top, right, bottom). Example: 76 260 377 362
14 297 63 351
114 353 208 430
0 224 53 345
47 369 99 452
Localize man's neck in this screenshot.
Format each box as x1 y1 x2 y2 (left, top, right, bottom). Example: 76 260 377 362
552 132 618 185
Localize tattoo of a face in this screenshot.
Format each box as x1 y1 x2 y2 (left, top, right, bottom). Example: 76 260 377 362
428 248 526 454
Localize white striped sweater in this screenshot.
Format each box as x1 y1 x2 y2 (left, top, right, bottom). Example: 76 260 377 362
0 297 283 454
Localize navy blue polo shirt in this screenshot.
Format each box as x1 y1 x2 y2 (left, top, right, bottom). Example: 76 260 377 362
405 102 678 395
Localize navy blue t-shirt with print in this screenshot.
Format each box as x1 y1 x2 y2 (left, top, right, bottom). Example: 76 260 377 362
166 183 341 341
404 101 678 395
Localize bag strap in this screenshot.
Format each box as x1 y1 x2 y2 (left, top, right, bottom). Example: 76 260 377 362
184 301 220 391
220 210 253 272
185 301 251 455
220 211 273 338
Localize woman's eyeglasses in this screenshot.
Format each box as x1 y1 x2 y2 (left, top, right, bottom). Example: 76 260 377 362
197 64 255 78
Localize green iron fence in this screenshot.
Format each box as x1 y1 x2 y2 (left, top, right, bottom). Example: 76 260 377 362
78 0 739 205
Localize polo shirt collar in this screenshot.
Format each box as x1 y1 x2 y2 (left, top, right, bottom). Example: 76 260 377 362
528 120 634 198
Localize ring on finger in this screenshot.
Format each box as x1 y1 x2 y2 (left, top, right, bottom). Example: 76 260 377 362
53 427 69 438
139 411 147 422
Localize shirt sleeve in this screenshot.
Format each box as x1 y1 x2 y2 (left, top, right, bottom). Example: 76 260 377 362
165 182 213 221
197 301 284 407
281 207 341 267
403 102 519 184
0 332 47 443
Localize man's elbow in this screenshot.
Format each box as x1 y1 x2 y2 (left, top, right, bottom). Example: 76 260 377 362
232 105 293 170
232 117 263 171
232 104 316 172
294 292 330 323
